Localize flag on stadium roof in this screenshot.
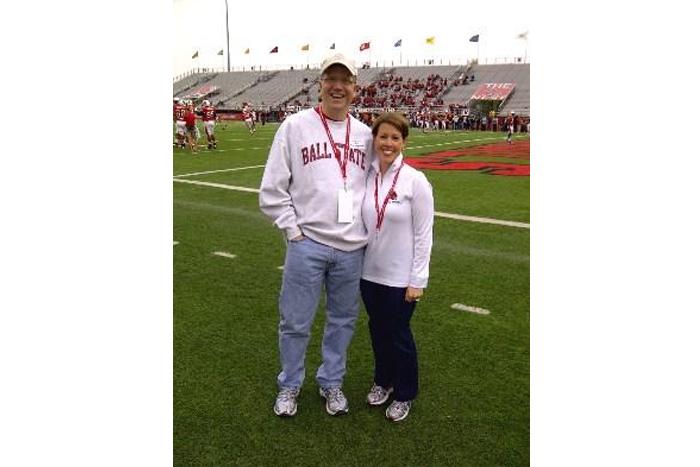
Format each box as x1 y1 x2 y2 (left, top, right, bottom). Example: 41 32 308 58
394 39 402 47
244 48 250 54
217 49 224 55
517 31 529 40
425 36 435 45
359 42 370 51
469 34 479 43
301 44 309 51
330 43 335 50
270 46 278 53
191 51 199 59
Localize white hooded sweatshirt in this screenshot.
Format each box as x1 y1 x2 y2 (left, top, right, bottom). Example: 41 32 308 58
259 108 373 251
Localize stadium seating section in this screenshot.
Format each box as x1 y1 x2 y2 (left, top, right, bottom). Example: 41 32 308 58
173 64 529 116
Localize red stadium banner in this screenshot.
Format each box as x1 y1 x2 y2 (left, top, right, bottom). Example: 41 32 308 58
183 85 219 99
470 83 515 101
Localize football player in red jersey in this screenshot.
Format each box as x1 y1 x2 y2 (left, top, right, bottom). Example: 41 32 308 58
506 111 517 144
201 100 218 149
184 101 198 153
243 103 256 134
173 97 187 148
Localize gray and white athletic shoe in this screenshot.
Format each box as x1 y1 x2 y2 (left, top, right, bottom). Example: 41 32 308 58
385 400 411 422
319 386 349 416
366 384 393 406
273 387 300 417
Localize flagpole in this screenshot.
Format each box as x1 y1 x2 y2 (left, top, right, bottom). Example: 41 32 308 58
224 0 230 72
525 37 528 62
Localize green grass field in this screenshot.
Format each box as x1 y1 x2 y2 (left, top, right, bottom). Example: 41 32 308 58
174 121 530 466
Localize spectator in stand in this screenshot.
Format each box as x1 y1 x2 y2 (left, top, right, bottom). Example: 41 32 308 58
360 112 434 422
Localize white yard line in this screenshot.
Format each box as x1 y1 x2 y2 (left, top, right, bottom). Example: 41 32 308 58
174 178 529 229
451 303 491 315
407 136 506 150
434 211 529 229
226 138 271 141
174 165 266 178
212 251 237 259
173 178 261 193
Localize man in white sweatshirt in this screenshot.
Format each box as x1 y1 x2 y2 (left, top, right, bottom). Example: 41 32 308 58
259 53 373 417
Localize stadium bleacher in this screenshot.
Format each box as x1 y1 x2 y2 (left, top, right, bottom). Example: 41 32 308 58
441 64 530 115
173 63 530 116
173 73 218 97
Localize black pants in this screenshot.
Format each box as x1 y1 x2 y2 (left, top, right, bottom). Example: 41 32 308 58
360 279 418 401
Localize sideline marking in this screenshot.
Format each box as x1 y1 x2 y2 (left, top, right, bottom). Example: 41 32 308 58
173 241 179 246
451 303 491 315
407 135 524 151
212 251 237 259
173 178 529 229
174 164 266 178
434 211 529 229
277 266 284 270
174 178 260 193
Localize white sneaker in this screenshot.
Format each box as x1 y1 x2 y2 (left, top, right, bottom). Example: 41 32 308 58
273 387 300 417
319 386 349 415
366 384 393 406
385 400 411 422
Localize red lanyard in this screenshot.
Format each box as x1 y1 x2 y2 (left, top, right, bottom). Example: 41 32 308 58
374 160 404 232
315 106 351 184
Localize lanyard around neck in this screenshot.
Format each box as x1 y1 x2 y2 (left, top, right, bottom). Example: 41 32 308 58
315 106 351 183
374 160 404 232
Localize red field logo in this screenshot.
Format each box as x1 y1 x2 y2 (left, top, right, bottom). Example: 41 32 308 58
405 140 529 176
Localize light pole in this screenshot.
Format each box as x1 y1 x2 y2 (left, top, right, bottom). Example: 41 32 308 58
225 0 231 72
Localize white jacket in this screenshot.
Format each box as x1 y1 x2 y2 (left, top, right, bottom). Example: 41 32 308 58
361 154 434 288
259 108 373 251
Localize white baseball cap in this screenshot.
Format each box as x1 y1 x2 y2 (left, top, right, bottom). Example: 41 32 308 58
320 53 357 77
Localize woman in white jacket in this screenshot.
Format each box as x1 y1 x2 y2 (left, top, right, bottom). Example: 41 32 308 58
360 112 434 422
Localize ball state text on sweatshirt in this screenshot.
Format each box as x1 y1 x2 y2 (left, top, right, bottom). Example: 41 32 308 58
259 108 374 252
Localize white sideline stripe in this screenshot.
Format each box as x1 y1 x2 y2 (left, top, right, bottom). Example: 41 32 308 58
434 211 529 229
451 303 491 315
173 178 529 229
229 147 266 151
174 165 266 178
173 178 261 193
408 136 506 150
226 138 270 141
212 251 237 259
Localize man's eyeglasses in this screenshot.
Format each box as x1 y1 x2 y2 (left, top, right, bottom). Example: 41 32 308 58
321 77 356 85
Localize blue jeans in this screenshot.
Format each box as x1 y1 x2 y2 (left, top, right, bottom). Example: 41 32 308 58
277 237 364 389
